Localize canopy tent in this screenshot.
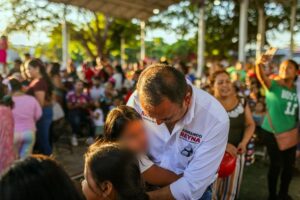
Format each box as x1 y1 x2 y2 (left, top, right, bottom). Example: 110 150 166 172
48 0 207 78
49 0 182 68
49 0 180 20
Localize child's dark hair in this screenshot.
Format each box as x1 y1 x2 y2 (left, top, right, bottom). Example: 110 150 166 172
104 105 142 141
0 155 84 200
85 141 148 200
9 78 22 92
0 83 13 108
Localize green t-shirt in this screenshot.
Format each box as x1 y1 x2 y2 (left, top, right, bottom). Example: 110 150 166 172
262 80 299 133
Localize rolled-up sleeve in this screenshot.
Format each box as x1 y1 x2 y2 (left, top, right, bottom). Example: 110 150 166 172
170 120 229 200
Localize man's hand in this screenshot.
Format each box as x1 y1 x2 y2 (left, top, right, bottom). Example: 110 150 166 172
147 186 175 200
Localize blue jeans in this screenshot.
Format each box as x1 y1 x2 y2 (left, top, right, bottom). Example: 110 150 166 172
36 106 53 155
199 185 212 200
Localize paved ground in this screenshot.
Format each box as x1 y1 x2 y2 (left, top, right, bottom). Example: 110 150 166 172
54 142 300 200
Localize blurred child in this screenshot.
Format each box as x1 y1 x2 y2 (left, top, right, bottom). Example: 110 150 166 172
104 105 181 186
92 101 104 137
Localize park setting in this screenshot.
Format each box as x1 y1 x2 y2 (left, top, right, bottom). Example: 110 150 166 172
0 0 300 200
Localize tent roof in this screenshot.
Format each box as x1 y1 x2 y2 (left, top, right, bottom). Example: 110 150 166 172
49 0 180 20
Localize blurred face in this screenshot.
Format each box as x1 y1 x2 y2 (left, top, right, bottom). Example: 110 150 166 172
279 61 297 80
213 73 234 98
140 92 191 126
52 76 61 88
235 62 243 70
93 79 101 87
255 102 264 113
82 165 113 200
75 81 84 93
28 66 40 79
120 120 148 153
96 57 102 66
94 100 100 108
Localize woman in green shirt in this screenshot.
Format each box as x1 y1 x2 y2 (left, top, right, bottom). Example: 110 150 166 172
256 57 298 200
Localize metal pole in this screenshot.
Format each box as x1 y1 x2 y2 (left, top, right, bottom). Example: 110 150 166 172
121 35 125 66
289 0 296 58
238 0 249 63
140 21 146 61
62 7 69 69
196 3 205 78
256 5 265 59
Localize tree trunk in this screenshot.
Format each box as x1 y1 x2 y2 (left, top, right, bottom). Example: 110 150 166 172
289 0 296 58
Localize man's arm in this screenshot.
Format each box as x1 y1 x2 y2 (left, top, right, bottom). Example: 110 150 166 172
143 165 181 187
148 186 174 200
148 120 229 200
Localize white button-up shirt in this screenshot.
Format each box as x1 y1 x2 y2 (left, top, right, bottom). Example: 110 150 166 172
127 84 229 200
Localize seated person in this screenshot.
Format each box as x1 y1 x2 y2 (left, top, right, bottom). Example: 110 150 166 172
66 79 94 146
103 105 180 186
0 155 84 200
82 142 148 200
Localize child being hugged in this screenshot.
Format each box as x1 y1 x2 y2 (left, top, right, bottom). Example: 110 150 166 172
103 105 181 186
92 100 104 137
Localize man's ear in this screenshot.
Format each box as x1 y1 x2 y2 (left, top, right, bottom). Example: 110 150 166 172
184 87 192 106
100 181 113 198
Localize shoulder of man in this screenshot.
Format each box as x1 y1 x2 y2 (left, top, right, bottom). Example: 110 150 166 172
192 86 228 123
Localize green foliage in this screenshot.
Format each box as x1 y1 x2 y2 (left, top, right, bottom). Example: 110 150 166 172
1 0 299 61
148 0 299 59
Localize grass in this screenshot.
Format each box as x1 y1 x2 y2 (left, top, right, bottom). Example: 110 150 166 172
239 158 300 200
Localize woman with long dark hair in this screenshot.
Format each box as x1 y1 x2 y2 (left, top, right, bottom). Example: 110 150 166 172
0 155 84 200
82 141 149 200
27 58 53 155
256 57 299 200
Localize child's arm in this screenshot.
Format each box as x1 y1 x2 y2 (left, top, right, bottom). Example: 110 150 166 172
142 165 181 187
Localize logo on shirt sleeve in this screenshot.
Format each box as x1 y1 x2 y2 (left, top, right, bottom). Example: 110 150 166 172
181 144 194 157
179 129 202 144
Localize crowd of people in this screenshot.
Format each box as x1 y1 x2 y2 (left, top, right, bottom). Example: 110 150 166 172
0 48 299 200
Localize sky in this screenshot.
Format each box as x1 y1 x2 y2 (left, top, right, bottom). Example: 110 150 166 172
0 1 299 49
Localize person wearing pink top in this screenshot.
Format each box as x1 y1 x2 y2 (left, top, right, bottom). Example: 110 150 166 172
0 83 14 174
0 35 8 74
10 78 42 158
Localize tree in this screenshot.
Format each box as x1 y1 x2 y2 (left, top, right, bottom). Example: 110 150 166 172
148 0 297 59
2 0 140 60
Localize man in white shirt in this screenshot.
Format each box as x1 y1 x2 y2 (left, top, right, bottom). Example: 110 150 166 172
127 64 229 200
90 77 105 101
